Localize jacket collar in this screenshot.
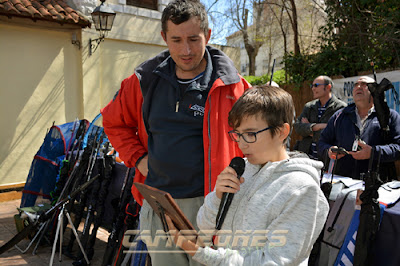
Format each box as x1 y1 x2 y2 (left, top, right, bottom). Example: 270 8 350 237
153 48 213 92
311 94 341 111
205 46 240 85
342 103 376 126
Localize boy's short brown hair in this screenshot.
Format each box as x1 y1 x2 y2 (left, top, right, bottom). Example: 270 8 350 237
228 85 294 144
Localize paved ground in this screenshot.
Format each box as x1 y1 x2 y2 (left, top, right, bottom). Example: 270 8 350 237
0 199 111 266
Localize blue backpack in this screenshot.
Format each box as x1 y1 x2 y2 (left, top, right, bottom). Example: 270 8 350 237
20 119 89 208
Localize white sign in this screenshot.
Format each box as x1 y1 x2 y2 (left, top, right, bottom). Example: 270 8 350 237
332 70 400 113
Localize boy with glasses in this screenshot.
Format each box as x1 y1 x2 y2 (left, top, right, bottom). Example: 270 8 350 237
294 75 346 159
166 85 329 265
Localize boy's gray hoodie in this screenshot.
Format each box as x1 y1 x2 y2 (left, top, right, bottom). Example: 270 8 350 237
193 152 329 265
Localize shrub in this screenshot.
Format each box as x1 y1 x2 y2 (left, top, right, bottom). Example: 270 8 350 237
244 69 286 86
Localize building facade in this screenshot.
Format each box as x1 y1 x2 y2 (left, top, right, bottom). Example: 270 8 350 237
226 0 326 77
0 0 240 187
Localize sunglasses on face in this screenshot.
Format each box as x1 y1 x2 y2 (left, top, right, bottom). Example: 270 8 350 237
310 83 329 88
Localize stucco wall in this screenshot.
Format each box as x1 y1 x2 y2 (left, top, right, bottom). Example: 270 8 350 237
81 12 167 121
0 23 83 186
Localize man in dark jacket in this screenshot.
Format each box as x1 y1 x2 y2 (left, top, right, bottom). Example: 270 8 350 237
294 75 347 159
318 76 400 181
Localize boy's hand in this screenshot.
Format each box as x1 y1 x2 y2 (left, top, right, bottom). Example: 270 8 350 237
215 166 244 199
165 215 199 256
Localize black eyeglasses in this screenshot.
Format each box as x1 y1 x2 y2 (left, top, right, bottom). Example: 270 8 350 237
310 83 329 88
228 126 271 143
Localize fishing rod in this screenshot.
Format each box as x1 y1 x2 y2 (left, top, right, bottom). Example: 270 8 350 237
65 129 103 256
269 58 276 85
102 167 134 266
75 144 115 265
32 119 89 254
0 174 100 255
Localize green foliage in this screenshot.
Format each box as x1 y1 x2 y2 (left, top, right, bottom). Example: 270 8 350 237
283 0 400 81
272 70 286 85
243 75 264 85
244 69 286 86
282 52 310 86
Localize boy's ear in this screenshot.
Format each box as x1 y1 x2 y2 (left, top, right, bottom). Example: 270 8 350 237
279 123 290 142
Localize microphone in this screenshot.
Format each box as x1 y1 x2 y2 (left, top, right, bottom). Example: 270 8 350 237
215 157 245 230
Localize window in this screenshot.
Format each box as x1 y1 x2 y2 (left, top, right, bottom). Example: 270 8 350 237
126 0 158 10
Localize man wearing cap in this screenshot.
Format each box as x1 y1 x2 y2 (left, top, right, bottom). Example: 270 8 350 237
318 76 400 181
294 75 346 159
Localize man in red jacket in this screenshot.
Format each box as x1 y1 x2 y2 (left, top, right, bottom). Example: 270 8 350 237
101 0 249 264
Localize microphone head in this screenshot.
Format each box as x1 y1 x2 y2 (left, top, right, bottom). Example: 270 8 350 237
229 157 245 177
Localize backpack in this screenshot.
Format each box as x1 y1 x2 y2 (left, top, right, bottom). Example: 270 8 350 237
20 120 89 208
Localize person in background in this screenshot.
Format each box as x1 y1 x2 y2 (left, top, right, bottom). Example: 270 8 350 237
100 0 249 265
318 76 400 181
166 85 329 265
294 75 346 159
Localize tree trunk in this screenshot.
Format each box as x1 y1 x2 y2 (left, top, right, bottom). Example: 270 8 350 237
289 0 300 56
248 49 257 75
242 27 258 75
271 2 289 81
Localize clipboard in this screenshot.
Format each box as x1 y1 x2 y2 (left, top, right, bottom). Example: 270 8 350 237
134 182 197 235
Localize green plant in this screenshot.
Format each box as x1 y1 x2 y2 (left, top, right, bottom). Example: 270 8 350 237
282 0 400 83
244 69 287 86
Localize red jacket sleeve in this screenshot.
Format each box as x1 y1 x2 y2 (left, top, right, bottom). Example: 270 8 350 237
203 76 251 195
101 74 148 169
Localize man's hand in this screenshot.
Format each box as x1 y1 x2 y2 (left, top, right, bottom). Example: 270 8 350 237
348 141 372 160
328 146 346 160
137 155 148 176
300 117 327 135
215 166 244 199
312 123 327 131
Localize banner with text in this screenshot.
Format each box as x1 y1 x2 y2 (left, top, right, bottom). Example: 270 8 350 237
332 70 400 113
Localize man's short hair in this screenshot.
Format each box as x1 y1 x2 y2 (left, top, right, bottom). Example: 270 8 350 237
161 0 209 36
228 85 295 144
318 75 334 87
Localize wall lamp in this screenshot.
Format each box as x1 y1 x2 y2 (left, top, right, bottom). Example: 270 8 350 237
89 0 116 56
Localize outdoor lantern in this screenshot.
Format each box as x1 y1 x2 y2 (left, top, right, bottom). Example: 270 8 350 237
89 0 116 56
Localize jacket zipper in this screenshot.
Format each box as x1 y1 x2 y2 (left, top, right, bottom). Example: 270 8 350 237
208 96 212 193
